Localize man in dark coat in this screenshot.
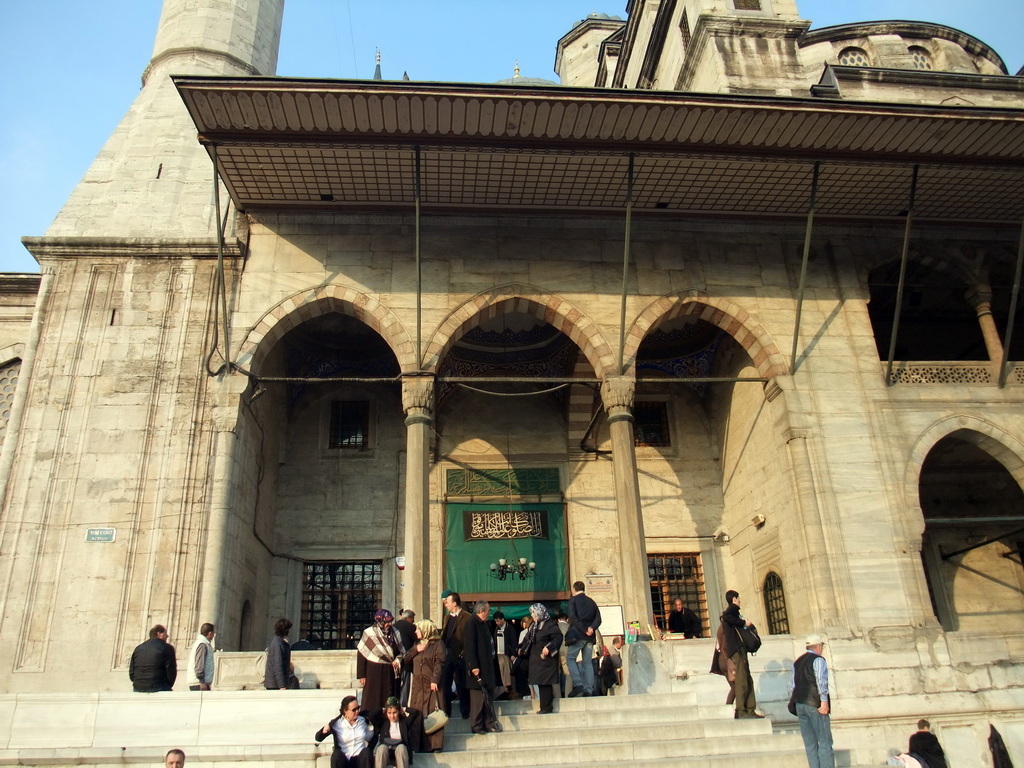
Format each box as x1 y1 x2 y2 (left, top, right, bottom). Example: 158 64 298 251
667 598 702 638
908 719 947 768
567 580 602 696
463 600 500 734
721 590 759 718
393 609 417 706
440 590 471 718
129 624 177 692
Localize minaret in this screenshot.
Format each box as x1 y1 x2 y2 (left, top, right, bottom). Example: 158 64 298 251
45 0 285 239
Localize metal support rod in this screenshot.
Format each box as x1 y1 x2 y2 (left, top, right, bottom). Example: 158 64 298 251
885 164 919 386
997 213 1024 387
414 145 423 372
212 144 232 372
941 524 1024 560
617 153 635 374
244 375 770 385
790 161 820 374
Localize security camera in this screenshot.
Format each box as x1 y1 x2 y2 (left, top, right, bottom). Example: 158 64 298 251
751 514 766 528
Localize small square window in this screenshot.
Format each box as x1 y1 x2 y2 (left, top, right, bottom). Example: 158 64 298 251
733 0 762 9
329 401 370 449
634 401 671 447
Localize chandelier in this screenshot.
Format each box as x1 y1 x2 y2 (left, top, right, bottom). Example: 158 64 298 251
490 556 536 581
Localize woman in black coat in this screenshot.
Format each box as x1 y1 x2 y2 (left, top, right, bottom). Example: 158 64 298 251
524 603 562 714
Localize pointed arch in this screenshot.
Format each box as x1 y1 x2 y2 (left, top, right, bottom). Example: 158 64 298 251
904 416 1024 516
624 290 787 378
421 283 616 377
235 284 416 373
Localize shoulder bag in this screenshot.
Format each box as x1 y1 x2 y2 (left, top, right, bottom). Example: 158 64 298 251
423 691 448 735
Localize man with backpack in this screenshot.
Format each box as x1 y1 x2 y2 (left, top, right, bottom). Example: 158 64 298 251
720 590 761 719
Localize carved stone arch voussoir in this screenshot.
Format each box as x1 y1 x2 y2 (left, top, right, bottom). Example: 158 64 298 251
421 284 616 377
235 285 416 373
624 291 787 379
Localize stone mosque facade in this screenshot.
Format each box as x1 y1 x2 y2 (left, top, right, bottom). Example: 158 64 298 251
1 0 1023 761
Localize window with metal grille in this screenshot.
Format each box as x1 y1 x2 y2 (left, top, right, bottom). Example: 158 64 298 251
679 9 691 49
908 46 933 70
733 0 762 9
763 571 790 634
634 401 671 447
838 47 870 67
301 561 382 649
649 553 708 635
329 401 370 449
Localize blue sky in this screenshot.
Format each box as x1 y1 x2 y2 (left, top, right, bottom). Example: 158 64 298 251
0 0 1021 273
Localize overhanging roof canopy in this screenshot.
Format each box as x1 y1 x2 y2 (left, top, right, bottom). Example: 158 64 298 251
173 77 1024 223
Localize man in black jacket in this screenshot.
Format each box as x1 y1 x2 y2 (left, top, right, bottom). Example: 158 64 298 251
567 580 602 696
721 590 759 718
668 598 702 638
491 611 518 698
440 590 470 718
463 600 500 734
908 719 947 768
129 624 177 692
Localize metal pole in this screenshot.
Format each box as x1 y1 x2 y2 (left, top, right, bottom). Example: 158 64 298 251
617 153 635 374
790 161 820 374
997 214 1024 387
415 145 423 372
885 164 919 386
212 144 232 372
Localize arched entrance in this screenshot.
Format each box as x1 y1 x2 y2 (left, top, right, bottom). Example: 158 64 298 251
918 430 1024 632
229 305 406 650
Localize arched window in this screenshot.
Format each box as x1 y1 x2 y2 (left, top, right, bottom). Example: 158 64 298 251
908 46 933 70
763 572 790 634
838 47 870 67
0 358 21 448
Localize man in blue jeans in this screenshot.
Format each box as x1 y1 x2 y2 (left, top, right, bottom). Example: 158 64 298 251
791 634 835 768
567 580 602 696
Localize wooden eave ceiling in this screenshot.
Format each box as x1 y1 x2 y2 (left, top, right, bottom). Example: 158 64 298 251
174 77 1024 223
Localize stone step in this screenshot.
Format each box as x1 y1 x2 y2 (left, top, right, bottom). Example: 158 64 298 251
414 731 808 768
444 708 770 741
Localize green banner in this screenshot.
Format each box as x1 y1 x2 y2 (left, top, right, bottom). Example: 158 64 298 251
445 502 567 596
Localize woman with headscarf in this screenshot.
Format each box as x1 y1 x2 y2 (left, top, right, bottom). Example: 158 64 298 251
404 619 447 752
357 609 402 711
524 603 562 714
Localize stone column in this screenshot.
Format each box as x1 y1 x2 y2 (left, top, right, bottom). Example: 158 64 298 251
601 376 655 629
965 284 1004 364
402 375 435 621
198 421 239 631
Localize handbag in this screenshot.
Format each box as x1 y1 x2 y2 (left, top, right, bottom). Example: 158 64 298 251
423 691 448 735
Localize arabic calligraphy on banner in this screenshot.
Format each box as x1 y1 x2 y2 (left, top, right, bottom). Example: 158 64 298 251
464 510 548 541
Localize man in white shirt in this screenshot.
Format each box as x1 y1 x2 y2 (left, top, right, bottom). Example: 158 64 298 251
187 623 215 691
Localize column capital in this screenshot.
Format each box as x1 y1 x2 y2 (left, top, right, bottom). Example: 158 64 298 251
600 375 635 412
965 283 993 311
401 374 435 415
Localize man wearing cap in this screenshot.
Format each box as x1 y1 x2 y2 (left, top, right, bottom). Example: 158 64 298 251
440 590 471 718
792 634 834 768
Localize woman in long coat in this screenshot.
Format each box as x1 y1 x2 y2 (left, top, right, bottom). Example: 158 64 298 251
356 609 402 711
525 603 562 714
404 619 447 752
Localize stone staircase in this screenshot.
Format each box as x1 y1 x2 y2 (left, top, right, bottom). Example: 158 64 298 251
420 691 810 768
